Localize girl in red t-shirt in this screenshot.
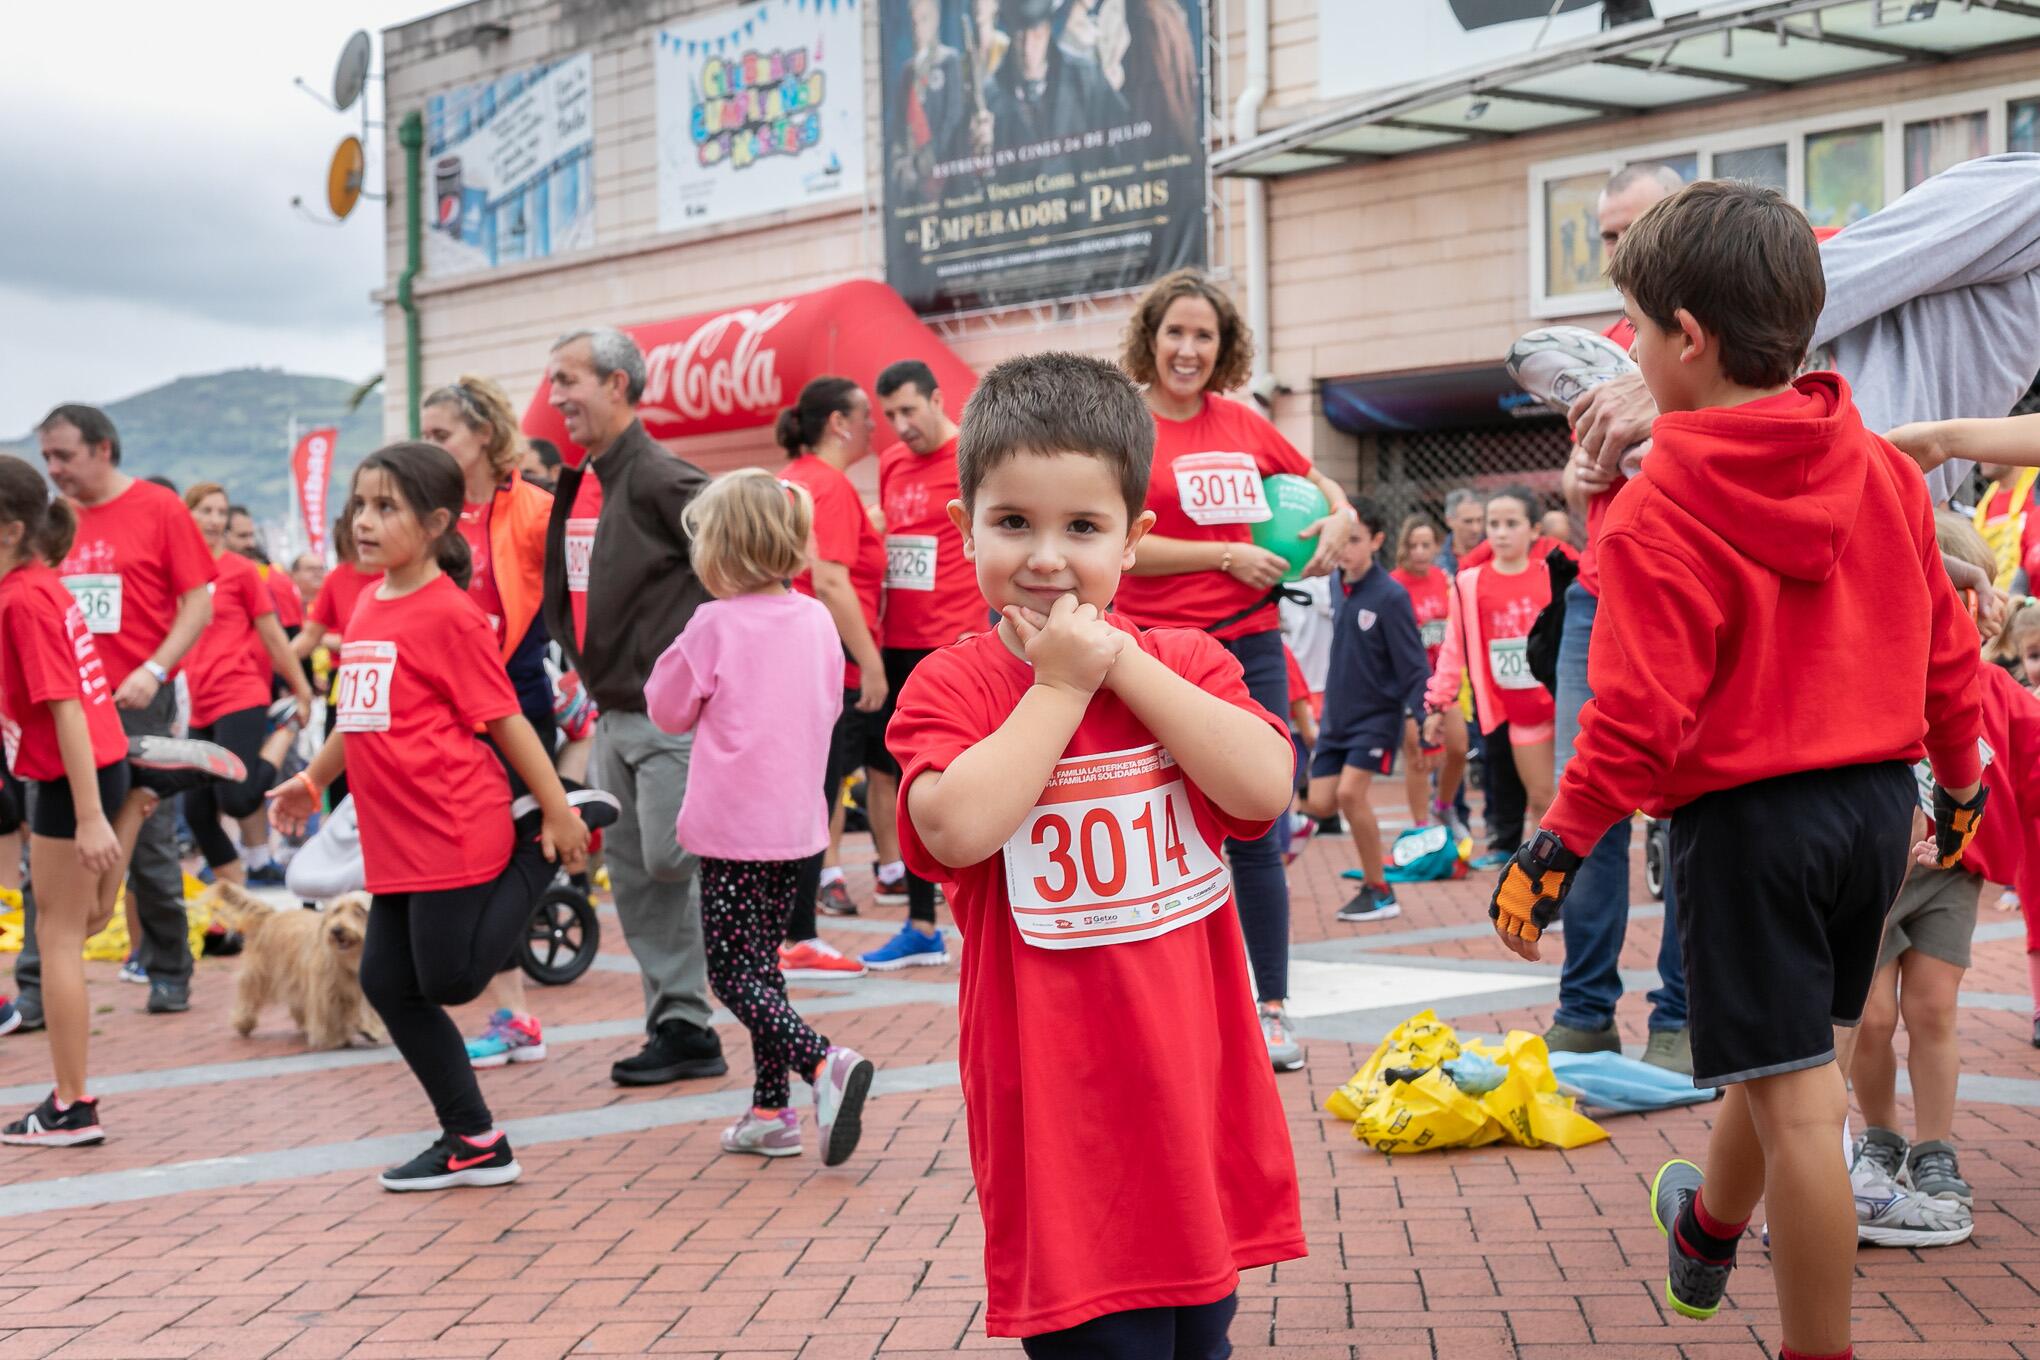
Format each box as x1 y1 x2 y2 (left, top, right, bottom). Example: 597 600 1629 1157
0 458 176 1146
267 442 597 1194
1423 489 1558 849
1390 515 1467 830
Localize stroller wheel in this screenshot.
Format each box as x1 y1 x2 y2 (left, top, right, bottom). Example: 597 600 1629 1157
521 882 601 985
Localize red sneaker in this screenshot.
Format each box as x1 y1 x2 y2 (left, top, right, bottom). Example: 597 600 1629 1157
777 938 866 980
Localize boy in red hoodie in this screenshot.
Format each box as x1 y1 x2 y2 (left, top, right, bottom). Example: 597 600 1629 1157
1487 181 1986 1360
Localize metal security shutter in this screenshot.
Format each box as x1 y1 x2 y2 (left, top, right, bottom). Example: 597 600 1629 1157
1358 419 1572 532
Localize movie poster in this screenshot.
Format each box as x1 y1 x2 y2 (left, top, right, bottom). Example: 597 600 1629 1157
653 1 867 233
424 53 595 277
879 0 1206 314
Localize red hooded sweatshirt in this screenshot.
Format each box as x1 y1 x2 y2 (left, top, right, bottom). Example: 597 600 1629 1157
1542 373 1983 853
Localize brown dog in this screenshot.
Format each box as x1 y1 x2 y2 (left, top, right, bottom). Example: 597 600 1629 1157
207 882 385 1050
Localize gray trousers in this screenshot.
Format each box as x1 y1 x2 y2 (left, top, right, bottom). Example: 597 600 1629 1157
590 710 713 1034
17 686 193 998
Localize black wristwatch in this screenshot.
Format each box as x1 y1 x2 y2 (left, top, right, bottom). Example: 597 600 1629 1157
1522 828 1579 871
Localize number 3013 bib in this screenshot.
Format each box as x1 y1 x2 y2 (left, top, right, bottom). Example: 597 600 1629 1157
1002 744 1231 950
334 641 397 733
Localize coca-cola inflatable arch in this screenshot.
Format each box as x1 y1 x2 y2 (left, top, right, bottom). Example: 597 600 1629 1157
521 280 978 460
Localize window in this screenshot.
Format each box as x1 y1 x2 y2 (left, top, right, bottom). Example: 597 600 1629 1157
1804 125 1885 228
1542 172 1608 300
1714 143 1787 191
1904 111 1990 188
2011 97 2040 152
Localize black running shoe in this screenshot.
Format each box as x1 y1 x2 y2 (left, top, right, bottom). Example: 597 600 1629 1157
512 786 622 837
2 1092 104 1146
379 1131 522 1192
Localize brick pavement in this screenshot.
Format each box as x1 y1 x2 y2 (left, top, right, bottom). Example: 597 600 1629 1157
0 786 2033 1358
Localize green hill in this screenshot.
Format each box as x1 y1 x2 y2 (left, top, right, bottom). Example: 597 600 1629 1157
3 369 386 546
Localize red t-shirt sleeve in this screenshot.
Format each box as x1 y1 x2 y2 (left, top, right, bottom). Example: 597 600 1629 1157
1147 628 1287 844
163 508 218 598
442 602 522 729
15 600 84 707
887 651 993 888
309 574 342 630
240 567 275 624
1254 419 1311 478
808 477 861 567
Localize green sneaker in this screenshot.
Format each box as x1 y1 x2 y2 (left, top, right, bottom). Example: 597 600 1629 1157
1651 1159 1731 1320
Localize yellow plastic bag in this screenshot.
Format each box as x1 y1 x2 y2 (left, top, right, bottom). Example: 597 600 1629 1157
1327 1010 1608 1154
0 876 214 962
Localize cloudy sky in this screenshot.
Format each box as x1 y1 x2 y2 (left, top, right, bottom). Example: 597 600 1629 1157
0 2 438 435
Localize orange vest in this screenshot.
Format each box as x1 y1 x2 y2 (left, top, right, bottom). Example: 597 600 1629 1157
488 471 553 661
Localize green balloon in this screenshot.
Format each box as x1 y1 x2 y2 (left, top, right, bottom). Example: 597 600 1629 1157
1249 473 1329 582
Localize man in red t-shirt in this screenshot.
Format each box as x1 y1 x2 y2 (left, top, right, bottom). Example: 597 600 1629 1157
860 360 980 970
39 404 216 1017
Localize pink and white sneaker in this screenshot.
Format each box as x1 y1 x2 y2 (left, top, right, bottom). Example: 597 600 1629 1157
812 1046 875 1167
721 1108 802 1158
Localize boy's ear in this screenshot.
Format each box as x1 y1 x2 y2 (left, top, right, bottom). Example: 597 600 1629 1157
1122 509 1158 571
1673 306 1709 366
947 498 974 560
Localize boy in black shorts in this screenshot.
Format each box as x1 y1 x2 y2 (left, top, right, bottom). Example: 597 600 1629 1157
1294 497 1430 925
1487 181 1984 1360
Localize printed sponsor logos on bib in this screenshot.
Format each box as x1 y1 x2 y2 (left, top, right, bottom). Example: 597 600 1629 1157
564 519 599 592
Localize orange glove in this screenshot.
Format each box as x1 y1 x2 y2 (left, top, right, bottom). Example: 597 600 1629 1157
1489 829 1582 945
1931 783 1987 870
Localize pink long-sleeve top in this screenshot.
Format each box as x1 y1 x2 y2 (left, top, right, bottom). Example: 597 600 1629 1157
645 591 845 862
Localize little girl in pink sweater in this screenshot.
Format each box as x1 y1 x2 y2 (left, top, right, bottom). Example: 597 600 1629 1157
645 469 875 1166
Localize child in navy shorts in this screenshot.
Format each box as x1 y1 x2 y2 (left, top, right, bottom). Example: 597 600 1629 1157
1293 497 1430 926
1489 181 1985 1360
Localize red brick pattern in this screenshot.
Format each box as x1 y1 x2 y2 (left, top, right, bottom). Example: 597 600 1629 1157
0 789 2031 1358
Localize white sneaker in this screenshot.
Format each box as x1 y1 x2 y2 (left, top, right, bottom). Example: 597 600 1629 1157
1852 1131 1973 1247
1505 325 1651 474
1261 1006 1305 1072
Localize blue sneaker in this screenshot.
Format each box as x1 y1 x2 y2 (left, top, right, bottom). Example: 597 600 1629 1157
1472 849 1514 871
860 924 948 971
118 958 148 986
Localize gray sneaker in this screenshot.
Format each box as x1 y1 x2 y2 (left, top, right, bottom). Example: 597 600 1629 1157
1903 1139 1974 1207
1506 325 1637 412
1650 1159 1730 1320
1543 1021 1621 1054
12 993 42 1033
1853 1133 1973 1246
127 735 246 783
1640 1028 1693 1076
818 881 858 917
720 1109 802 1158
1261 1006 1305 1073
812 1045 874 1167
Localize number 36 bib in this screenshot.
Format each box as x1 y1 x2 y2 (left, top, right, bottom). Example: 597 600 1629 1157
1002 744 1231 950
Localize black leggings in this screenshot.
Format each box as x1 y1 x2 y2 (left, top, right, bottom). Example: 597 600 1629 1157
183 706 277 869
702 857 830 1109
360 838 554 1137
1020 1292 1238 1360
1481 720 1527 855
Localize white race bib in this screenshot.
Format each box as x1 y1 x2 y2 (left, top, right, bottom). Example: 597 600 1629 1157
334 641 396 733
564 518 598 592
1488 636 1539 690
885 534 937 592
1002 744 1230 950
62 573 122 635
1420 618 1447 648
1174 452 1270 526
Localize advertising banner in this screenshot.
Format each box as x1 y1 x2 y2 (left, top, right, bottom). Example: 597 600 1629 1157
878 0 1206 314
425 52 595 277
653 0 867 232
291 427 338 560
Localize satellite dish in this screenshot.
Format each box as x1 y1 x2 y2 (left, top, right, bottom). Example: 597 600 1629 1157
327 136 365 219
334 30 372 111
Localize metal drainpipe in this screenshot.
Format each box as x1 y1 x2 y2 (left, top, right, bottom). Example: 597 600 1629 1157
398 109 424 438
1233 0 1272 399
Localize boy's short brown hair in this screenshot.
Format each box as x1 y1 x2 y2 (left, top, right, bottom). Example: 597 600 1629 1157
957 352 1154 519
1608 179 1825 389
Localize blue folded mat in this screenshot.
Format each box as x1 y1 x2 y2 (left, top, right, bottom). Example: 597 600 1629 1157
1547 1050 1720 1114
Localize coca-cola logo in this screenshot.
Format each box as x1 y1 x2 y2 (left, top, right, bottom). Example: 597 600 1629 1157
639 301 796 427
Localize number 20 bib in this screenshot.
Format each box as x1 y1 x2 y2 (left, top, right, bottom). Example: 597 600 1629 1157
1002 744 1231 950
335 641 397 733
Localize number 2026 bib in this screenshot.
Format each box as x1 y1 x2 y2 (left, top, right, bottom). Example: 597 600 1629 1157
1002 743 1231 950
335 641 397 733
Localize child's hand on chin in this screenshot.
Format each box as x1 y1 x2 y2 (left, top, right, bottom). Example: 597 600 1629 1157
1007 594 1121 698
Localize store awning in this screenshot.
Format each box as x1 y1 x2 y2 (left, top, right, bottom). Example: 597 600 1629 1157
521 280 978 458
1216 0 2040 178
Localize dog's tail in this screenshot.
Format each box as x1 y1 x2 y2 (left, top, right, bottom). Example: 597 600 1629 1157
201 880 281 939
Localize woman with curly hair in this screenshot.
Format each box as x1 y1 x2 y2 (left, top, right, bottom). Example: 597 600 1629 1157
1115 267 1358 1075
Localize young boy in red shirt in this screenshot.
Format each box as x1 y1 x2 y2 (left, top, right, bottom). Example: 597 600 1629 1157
1487 181 1985 1360
888 353 1306 1354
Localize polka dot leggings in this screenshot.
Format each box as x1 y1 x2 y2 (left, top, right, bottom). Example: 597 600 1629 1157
700 857 831 1110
